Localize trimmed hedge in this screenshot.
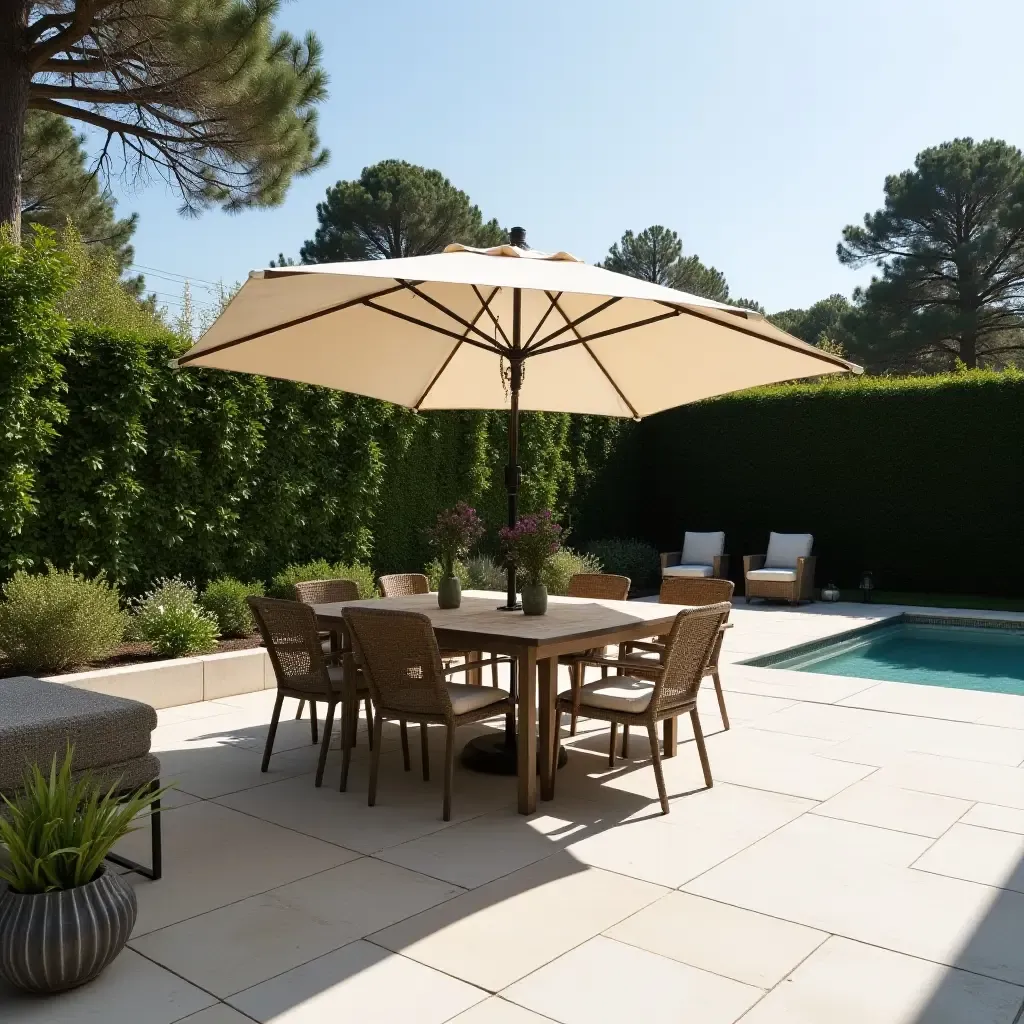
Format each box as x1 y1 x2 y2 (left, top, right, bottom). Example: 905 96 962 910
575 371 1024 597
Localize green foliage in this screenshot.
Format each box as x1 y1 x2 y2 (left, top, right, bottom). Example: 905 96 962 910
464 554 506 591
583 539 659 591
0 226 71 558
130 577 219 657
500 511 563 588
0 747 164 894
839 138 1024 371
542 548 604 596
578 369 1024 596
200 576 264 637
425 558 470 591
770 294 853 354
0 566 126 674
299 159 504 263
426 502 484 577
269 559 377 599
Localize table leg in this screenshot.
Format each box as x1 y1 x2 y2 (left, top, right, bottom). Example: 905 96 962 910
538 657 557 801
468 651 482 686
663 716 678 758
517 648 537 814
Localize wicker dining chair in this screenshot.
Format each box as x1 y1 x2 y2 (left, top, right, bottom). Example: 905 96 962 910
617 576 736 730
554 603 731 814
560 573 632 737
248 596 369 788
378 572 496 686
342 606 512 820
291 578 365 731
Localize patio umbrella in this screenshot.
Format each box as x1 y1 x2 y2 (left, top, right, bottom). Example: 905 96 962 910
178 227 859 611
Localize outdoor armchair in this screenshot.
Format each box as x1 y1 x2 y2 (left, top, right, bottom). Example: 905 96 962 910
744 532 816 605
661 531 728 580
552 603 731 814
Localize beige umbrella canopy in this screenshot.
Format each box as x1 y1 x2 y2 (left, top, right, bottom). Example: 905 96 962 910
179 236 858 418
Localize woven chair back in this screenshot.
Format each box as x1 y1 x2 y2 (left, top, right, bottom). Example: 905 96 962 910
248 597 333 696
293 578 360 605
653 603 731 714
378 573 430 598
660 576 735 606
567 573 631 600
342 607 452 717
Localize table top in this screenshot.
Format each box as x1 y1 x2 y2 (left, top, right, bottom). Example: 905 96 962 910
313 590 690 650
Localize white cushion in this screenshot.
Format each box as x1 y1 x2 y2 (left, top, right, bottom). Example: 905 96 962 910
576 676 654 713
746 568 798 583
446 682 509 715
764 532 813 569
662 564 713 578
681 531 725 565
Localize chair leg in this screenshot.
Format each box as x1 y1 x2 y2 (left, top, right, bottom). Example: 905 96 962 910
442 725 455 821
647 722 670 814
569 662 582 736
367 712 384 806
295 699 305 720
691 709 713 788
608 722 618 767
550 711 563 797
420 723 430 781
491 658 500 688
400 720 411 771
105 781 162 881
262 691 284 772
621 724 630 758
712 669 730 730
315 700 336 788
364 697 374 749
309 701 318 744
339 699 356 793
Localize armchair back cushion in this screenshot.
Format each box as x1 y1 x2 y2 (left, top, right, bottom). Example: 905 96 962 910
764 533 813 569
681 531 725 566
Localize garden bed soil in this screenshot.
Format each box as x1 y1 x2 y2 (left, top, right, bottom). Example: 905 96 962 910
0 636 264 680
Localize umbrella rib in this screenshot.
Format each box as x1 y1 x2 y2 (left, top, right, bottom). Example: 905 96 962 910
413 289 499 410
363 299 503 355
524 296 622 354
531 309 683 356
176 283 412 365
471 284 511 349
524 292 561 348
396 280 506 353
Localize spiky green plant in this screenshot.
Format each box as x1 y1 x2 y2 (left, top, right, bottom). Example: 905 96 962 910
0 747 166 894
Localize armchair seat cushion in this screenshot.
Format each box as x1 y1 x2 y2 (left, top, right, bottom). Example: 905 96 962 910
681 531 725 565
663 564 713 578
764 532 813 569
575 676 654 713
446 683 509 715
746 568 798 583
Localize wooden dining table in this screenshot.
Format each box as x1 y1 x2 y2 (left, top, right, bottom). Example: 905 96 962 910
313 589 691 815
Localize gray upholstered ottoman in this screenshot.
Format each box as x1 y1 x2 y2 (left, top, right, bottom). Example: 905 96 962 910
0 677 162 880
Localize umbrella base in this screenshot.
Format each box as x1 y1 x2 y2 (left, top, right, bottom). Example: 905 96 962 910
497 602 522 611
460 733 568 774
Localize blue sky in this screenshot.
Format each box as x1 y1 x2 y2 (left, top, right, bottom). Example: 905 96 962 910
98 0 1024 323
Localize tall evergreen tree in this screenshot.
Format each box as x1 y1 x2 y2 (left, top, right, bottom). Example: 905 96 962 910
839 138 1024 370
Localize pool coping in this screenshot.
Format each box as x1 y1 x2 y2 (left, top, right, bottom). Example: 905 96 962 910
740 611 1024 669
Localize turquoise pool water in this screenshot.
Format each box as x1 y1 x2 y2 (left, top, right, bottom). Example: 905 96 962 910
759 621 1024 695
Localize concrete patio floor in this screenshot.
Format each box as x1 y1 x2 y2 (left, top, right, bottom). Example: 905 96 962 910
4 600 1024 1023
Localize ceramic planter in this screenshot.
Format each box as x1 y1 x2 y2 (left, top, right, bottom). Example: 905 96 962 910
521 583 548 616
0 867 137 994
437 576 462 609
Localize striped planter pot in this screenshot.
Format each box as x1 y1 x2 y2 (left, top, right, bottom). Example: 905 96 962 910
0 868 137 994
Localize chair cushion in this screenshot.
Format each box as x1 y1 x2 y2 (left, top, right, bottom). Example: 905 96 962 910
764 532 813 569
576 676 654 713
662 564 713 578
681 531 725 565
746 568 798 583
0 677 157 792
446 683 509 715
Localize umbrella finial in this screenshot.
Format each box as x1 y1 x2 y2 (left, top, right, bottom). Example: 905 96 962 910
509 226 528 249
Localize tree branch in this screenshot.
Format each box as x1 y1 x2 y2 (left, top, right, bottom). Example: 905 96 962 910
28 97 187 146
28 1 117 70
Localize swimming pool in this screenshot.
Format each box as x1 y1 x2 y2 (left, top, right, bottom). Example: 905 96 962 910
744 615 1024 695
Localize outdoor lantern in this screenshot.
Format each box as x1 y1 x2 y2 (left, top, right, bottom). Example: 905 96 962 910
821 582 841 602
860 571 875 603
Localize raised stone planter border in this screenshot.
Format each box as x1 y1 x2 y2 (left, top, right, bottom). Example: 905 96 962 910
43 647 272 709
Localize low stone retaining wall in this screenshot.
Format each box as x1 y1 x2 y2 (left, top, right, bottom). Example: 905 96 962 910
43 647 271 709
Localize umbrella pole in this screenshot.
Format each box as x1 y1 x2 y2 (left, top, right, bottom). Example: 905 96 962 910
502 286 523 612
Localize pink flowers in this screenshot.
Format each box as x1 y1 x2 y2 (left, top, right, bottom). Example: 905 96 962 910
499 510 563 587
426 502 485 577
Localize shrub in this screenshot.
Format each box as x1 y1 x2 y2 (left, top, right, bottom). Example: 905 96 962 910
130 577 219 657
585 539 660 591
200 577 264 637
425 558 470 591
465 554 506 592
0 566 126 673
542 548 604 596
269 559 376 600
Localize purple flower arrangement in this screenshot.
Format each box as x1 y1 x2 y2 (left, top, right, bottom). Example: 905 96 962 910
426 502 485 578
499 510 563 587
